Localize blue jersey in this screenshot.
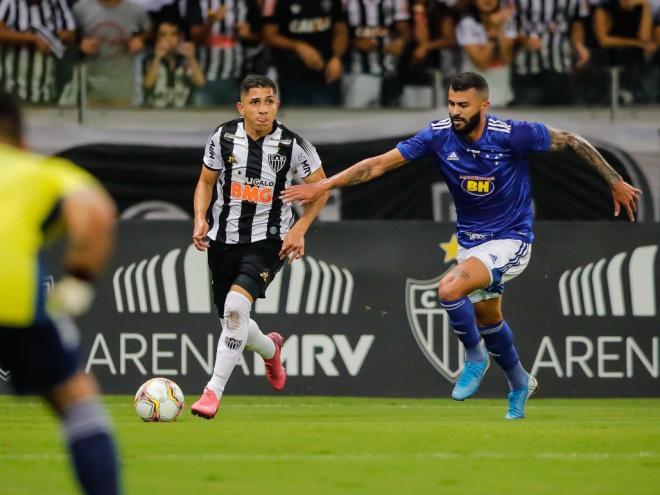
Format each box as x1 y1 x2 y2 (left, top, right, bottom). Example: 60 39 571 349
396 115 551 248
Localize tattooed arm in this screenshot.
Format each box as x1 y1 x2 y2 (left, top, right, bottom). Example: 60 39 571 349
281 148 408 205
548 127 642 221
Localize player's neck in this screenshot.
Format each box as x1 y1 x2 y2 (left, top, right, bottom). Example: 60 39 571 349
464 119 487 144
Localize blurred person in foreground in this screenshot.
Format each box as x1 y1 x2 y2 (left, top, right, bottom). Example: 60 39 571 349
0 92 120 493
189 74 329 419
143 20 205 107
282 72 640 419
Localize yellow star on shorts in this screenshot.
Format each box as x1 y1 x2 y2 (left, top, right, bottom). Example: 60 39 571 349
439 234 459 263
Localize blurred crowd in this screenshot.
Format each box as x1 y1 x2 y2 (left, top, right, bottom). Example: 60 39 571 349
0 0 657 108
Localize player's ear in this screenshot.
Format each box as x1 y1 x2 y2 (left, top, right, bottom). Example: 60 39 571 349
236 100 244 117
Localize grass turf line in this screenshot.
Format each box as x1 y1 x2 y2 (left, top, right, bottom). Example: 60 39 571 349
0 396 658 495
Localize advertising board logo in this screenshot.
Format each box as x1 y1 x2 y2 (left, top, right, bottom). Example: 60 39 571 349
405 235 463 383
112 246 354 316
558 245 657 317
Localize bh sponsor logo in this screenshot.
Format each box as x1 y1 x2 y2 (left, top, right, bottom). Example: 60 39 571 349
460 175 495 196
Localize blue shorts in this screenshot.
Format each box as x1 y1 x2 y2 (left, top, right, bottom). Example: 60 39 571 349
0 316 81 395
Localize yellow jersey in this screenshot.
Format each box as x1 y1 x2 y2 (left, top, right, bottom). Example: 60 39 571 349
0 144 97 326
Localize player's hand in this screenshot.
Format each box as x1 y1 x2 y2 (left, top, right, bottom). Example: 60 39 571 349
612 180 642 222
47 276 95 318
155 40 168 59
325 56 343 83
384 38 405 57
80 37 99 55
208 5 227 23
178 42 195 59
279 227 305 264
353 38 378 53
295 42 324 71
574 43 590 68
193 217 210 250
33 35 52 55
128 36 145 54
281 181 325 206
523 35 542 51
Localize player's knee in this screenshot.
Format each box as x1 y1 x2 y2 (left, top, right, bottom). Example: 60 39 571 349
223 292 251 334
48 372 99 415
437 277 462 301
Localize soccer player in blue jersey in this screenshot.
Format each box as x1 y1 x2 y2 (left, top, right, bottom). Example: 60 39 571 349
281 72 641 419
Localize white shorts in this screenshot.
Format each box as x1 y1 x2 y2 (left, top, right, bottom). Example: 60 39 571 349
456 239 532 303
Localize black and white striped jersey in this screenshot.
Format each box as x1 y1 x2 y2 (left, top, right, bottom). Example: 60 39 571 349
0 0 75 103
203 118 322 244
187 0 247 81
513 0 582 75
345 0 409 76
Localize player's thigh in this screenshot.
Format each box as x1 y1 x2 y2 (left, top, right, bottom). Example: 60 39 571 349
458 239 531 303
0 317 82 399
438 257 492 300
236 239 285 301
207 241 239 315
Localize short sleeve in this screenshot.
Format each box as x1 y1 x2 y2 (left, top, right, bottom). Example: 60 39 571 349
510 121 551 154
292 137 322 178
203 128 224 170
46 157 98 196
456 16 488 46
396 125 435 162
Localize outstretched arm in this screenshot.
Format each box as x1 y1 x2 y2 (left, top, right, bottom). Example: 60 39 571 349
548 126 642 221
279 167 330 263
281 148 408 205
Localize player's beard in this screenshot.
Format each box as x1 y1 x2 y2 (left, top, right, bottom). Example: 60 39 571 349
451 111 481 135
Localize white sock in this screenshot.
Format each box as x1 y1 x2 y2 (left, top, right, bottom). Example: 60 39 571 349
207 291 251 399
244 319 275 359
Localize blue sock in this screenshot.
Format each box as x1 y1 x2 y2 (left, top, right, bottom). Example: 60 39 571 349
440 297 484 362
479 320 528 390
62 399 120 495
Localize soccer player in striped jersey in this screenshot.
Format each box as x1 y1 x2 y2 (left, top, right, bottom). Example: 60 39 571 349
0 93 120 493
190 74 329 419
282 72 641 419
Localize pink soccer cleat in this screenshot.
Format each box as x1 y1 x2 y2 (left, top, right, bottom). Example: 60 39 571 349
190 387 220 419
264 332 286 391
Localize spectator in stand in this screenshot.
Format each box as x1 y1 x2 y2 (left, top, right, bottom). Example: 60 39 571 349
262 0 348 106
400 0 461 108
143 20 205 107
343 0 410 108
187 0 253 105
242 0 271 76
593 0 658 102
455 0 516 107
73 0 152 106
0 0 76 103
512 0 588 105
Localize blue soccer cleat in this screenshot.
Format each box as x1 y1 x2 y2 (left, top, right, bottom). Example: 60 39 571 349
505 374 539 419
451 349 490 401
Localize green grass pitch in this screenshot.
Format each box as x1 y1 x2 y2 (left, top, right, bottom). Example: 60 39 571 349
1 396 659 495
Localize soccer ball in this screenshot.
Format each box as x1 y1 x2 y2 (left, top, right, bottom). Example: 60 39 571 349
134 377 184 422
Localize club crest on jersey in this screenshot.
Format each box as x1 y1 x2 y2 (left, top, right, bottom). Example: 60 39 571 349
405 275 464 383
267 153 287 173
459 175 495 196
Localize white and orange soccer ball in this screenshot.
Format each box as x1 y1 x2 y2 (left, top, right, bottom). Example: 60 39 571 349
134 378 184 422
